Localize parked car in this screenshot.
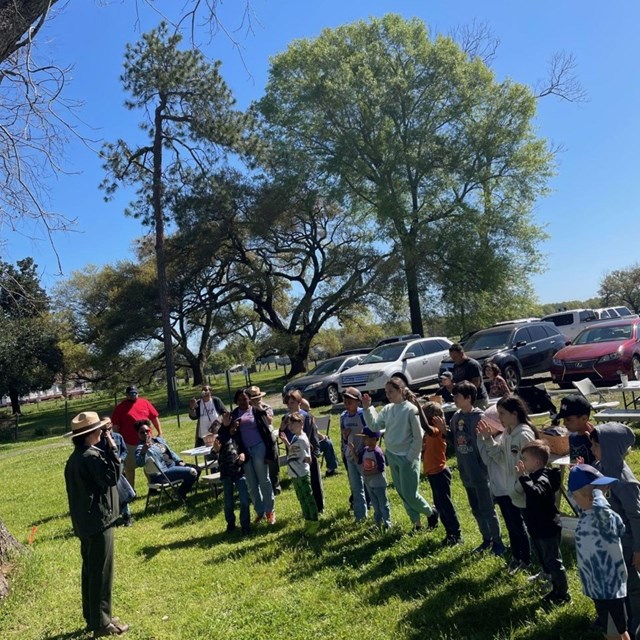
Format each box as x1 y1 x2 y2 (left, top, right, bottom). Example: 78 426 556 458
337 347 373 356
550 318 640 386
540 309 599 341
493 317 540 326
614 306 634 317
338 337 452 397
282 354 365 406
375 333 422 347
439 321 566 391
594 306 633 319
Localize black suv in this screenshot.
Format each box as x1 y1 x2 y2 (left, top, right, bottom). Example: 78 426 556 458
439 321 566 390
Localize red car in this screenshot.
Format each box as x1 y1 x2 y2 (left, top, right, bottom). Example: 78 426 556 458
550 318 640 386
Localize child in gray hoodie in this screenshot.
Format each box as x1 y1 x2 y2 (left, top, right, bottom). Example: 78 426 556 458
592 423 640 639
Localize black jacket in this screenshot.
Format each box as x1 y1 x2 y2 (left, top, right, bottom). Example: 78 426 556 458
64 444 121 538
216 424 246 481
518 467 562 538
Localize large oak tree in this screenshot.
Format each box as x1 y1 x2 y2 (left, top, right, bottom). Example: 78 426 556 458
258 14 555 336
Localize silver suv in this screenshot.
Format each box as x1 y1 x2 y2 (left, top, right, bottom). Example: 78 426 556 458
338 337 452 396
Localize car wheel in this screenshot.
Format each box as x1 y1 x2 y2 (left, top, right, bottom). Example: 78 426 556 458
502 364 520 392
326 384 340 405
632 356 640 381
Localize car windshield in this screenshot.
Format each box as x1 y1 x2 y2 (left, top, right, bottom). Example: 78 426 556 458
573 324 634 345
463 330 512 351
361 343 405 364
308 358 344 375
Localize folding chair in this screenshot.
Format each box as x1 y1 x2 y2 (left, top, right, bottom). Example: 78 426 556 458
200 471 223 502
572 378 620 411
143 458 186 514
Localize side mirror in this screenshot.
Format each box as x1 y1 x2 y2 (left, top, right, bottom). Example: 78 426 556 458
515 340 527 348
565 340 572 346
402 352 416 361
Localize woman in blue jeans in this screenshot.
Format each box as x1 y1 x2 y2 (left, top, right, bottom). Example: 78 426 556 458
223 390 278 525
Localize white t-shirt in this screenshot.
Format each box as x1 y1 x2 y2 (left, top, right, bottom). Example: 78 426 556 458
197 399 220 439
287 433 310 478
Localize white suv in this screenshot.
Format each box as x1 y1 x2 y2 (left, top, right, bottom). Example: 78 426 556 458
540 309 598 341
338 337 452 397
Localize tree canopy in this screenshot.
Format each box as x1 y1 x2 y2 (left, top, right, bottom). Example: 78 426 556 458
0 258 62 413
258 13 553 336
599 264 640 314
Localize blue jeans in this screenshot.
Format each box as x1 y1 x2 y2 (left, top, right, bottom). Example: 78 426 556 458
319 438 338 471
222 476 250 530
157 464 198 498
345 452 367 521
365 482 391 527
427 467 461 538
243 441 274 516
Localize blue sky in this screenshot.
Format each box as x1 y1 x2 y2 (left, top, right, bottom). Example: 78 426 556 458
4 0 639 304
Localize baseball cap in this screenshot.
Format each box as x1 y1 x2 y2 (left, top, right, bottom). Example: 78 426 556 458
125 385 138 395
568 463 618 492
439 372 453 380
342 387 362 401
556 394 591 419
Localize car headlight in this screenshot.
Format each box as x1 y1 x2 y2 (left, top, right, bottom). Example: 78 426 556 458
368 371 385 382
304 381 324 391
598 352 621 363
552 358 563 366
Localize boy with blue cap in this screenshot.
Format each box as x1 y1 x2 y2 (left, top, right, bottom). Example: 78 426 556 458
570 463 629 640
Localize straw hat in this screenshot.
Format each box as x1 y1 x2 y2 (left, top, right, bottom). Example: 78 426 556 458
247 385 266 399
63 411 110 438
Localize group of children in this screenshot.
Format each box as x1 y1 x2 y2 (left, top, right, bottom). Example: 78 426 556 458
215 380 640 640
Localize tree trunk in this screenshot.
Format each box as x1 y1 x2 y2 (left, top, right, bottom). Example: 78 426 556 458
288 334 312 377
0 0 59 63
8 389 21 415
153 102 177 410
402 242 424 337
0 518 23 599
183 352 206 387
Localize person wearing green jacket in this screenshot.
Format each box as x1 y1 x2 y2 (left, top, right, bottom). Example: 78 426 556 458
363 377 438 531
64 411 130 638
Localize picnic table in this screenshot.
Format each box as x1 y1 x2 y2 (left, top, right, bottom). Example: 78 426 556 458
608 381 640 409
593 407 640 423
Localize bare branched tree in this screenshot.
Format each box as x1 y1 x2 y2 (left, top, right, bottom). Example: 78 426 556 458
451 19 500 65
0 46 80 265
0 0 253 259
535 51 588 103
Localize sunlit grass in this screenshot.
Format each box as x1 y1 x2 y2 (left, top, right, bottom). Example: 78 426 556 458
0 376 634 639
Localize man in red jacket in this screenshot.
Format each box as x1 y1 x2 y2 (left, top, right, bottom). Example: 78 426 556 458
111 386 162 489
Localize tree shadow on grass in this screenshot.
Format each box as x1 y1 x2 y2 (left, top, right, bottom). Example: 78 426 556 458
138 529 272 562
398 562 597 640
29 511 70 527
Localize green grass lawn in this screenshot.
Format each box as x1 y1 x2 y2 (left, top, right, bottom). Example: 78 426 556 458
0 375 634 639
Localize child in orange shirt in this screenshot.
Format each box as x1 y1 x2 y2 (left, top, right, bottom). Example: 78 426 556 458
422 401 462 546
